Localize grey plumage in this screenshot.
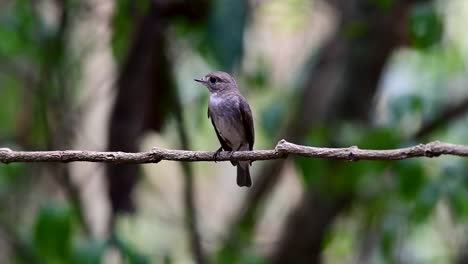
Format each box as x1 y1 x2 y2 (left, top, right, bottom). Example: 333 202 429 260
194 71 254 187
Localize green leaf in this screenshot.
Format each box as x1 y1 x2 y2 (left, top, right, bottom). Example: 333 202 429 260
33 201 74 263
394 160 425 200
408 3 443 49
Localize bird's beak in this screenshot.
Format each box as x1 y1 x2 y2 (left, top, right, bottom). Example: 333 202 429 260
194 77 206 83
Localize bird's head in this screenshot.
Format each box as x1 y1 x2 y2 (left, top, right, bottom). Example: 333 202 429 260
194 71 238 93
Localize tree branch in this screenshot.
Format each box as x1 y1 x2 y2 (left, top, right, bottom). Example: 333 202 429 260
0 140 467 164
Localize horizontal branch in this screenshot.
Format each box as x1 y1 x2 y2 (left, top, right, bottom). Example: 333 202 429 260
0 140 468 164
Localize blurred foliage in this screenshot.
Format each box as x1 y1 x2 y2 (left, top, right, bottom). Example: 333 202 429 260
0 0 468 263
112 234 150 264
72 239 107 264
217 248 266 264
19 201 105 264
408 3 443 49
112 0 151 62
171 0 247 71
297 114 468 262
33 202 75 262
0 163 25 198
203 0 247 71
371 0 395 11
216 217 258 264
0 0 43 60
0 80 20 139
260 100 287 139
343 21 369 39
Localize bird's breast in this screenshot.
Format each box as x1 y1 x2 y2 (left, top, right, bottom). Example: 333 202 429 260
209 94 239 114
209 94 245 148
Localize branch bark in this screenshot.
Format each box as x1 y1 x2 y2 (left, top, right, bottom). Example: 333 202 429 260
0 140 467 164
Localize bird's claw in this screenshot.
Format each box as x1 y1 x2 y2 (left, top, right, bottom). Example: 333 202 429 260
213 147 223 162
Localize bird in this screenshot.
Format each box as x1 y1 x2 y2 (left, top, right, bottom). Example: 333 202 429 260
194 71 254 187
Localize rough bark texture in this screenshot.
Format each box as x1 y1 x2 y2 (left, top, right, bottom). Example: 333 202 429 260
1 140 467 163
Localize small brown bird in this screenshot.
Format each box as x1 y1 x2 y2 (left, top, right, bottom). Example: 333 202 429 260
194 71 254 187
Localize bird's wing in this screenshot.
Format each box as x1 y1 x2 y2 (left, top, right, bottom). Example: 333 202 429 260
239 97 255 151
208 107 232 151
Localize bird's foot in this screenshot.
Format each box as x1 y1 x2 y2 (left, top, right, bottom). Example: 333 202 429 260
213 147 223 162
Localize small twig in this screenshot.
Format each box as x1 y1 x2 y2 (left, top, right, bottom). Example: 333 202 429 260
0 140 467 164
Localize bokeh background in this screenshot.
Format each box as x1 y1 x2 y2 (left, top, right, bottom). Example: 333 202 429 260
1 0 468 263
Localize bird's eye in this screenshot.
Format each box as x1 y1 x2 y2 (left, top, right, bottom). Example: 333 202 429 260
209 77 217 84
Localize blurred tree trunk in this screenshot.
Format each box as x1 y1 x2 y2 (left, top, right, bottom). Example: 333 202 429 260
106 3 172 217
106 1 209 263
271 1 428 263
106 0 208 218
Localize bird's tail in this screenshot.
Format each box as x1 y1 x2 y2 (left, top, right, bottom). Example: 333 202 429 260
237 161 252 187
